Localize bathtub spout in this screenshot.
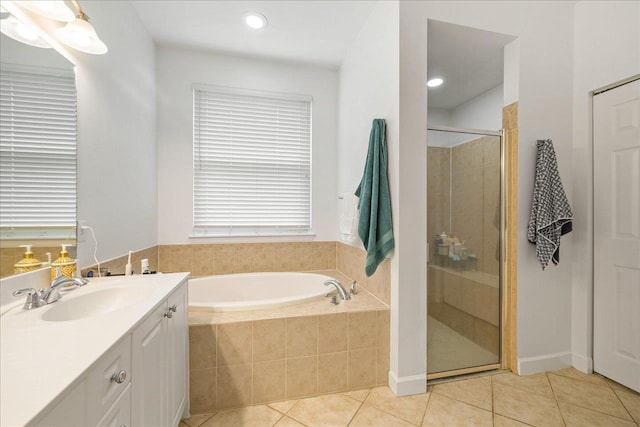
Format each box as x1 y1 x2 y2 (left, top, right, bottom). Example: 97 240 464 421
324 280 350 301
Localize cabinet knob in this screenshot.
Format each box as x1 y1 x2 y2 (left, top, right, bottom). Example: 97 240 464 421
169 304 178 313
164 310 173 318
110 369 127 384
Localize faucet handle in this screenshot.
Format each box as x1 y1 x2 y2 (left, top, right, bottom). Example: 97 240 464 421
13 288 46 310
350 281 358 295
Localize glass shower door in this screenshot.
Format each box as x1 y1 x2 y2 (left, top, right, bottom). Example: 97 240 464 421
426 128 502 376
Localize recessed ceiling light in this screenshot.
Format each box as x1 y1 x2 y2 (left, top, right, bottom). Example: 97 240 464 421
427 78 444 88
244 12 267 29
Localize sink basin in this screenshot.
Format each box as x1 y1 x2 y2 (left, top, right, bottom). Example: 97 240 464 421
41 286 150 322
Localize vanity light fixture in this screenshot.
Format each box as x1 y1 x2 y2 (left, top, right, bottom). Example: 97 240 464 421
17 1 74 22
55 0 107 54
0 14 52 48
427 77 445 88
244 12 267 29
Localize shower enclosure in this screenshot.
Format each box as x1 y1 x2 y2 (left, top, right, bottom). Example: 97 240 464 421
427 126 503 378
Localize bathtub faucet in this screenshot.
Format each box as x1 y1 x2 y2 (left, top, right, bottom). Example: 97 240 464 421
324 279 350 301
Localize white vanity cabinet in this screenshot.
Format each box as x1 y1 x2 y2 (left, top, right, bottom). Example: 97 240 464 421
132 281 189 427
22 276 189 427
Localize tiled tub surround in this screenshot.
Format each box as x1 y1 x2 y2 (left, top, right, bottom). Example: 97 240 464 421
80 245 159 276
80 241 392 413
83 241 391 305
1 245 75 278
188 271 390 414
427 265 499 355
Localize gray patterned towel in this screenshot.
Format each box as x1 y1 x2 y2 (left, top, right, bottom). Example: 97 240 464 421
527 139 573 270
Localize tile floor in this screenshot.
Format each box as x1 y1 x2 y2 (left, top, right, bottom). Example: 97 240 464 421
180 368 640 427
427 316 498 374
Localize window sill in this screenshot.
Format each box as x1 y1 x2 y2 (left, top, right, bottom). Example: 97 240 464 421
189 230 316 243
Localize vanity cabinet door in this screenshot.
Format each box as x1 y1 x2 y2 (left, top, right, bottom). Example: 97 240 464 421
167 282 189 426
132 303 167 427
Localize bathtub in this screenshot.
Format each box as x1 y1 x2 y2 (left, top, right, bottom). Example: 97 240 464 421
188 272 336 312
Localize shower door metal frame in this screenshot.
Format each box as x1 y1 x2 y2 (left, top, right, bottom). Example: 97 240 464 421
425 125 506 380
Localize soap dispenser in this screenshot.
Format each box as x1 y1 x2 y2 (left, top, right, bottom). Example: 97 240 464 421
14 245 43 274
51 244 76 280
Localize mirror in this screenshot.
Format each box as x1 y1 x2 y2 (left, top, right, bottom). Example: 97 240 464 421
0 27 77 279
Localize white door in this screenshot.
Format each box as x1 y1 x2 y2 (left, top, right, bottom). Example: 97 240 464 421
593 78 640 392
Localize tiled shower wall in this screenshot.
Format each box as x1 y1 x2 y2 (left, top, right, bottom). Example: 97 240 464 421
426 147 451 254
451 136 501 276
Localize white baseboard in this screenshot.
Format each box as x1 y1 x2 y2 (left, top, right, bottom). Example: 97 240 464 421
571 353 593 374
517 351 572 375
388 371 427 396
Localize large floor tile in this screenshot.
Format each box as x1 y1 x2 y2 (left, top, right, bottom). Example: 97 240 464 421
364 386 429 425
551 367 608 386
492 372 554 399
350 404 416 427
432 376 492 410
268 400 298 415
201 405 282 427
422 393 492 427
611 386 640 424
182 413 215 427
287 394 360 427
558 401 636 427
548 373 631 420
343 389 371 402
493 414 531 426
274 416 305 427
493 382 563 426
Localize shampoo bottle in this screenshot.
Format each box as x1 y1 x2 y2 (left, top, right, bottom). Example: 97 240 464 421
51 244 76 280
14 245 42 274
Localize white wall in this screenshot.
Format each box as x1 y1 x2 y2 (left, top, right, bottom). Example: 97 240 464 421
398 0 576 382
450 84 503 132
0 35 71 69
571 1 640 373
156 47 338 244
337 1 406 392
428 84 504 147
59 1 158 268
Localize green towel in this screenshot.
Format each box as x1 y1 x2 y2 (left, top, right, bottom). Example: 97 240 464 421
355 119 395 276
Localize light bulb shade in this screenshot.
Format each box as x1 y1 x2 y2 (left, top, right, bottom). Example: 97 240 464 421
0 15 51 48
55 16 107 54
17 1 75 22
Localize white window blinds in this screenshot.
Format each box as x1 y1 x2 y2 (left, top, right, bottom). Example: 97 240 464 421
0 65 77 233
193 86 312 235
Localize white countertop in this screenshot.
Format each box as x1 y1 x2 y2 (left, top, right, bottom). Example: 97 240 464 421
0 273 189 427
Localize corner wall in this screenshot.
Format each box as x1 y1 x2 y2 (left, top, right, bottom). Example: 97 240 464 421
337 1 408 392
571 1 640 373
400 1 576 379
72 2 158 267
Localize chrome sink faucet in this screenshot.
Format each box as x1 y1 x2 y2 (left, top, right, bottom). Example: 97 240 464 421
13 276 88 310
324 279 351 301
41 276 88 304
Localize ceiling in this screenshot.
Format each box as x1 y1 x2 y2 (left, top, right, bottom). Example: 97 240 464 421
130 2 516 108
427 20 516 110
130 0 377 68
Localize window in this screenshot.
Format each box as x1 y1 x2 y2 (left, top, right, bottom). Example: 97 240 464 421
193 85 312 236
0 65 77 238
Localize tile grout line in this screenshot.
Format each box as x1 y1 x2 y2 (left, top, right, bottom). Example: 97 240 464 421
345 391 367 426
549 372 637 422
546 372 567 427
603 376 638 423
